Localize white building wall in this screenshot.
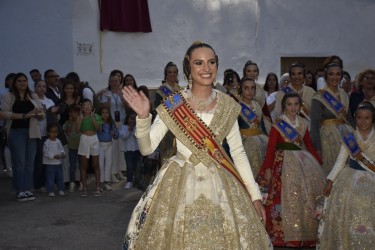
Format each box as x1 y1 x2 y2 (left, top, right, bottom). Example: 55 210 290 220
1 0 374 91
0 0 73 87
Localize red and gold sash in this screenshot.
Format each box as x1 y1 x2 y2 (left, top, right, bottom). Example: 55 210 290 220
160 92 245 187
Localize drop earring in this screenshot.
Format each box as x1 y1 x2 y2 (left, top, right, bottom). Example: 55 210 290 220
188 74 193 86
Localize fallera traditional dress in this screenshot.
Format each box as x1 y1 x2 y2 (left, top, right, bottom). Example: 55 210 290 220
310 87 355 175
256 115 325 247
318 128 375 249
238 99 268 176
123 90 272 250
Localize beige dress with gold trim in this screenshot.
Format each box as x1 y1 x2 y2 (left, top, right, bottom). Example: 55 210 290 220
123 90 272 250
238 100 268 176
318 129 375 249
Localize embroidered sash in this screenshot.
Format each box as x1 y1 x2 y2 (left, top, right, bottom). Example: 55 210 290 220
320 89 345 113
273 119 303 149
161 92 245 186
156 85 174 99
281 85 294 94
342 133 375 173
239 102 259 128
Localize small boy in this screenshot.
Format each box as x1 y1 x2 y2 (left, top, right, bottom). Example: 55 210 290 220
63 105 81 192
43 123 66 197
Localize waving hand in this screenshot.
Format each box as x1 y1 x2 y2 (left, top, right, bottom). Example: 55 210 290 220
122 86 150 119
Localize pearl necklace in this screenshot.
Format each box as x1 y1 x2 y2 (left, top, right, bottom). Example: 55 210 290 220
187 89 217 113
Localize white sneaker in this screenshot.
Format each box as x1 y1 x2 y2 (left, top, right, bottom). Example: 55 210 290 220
58 191 65 196
78 182 83 191
48 192 56 197
124 182 133 189
69 182 75 192
104 183 112 191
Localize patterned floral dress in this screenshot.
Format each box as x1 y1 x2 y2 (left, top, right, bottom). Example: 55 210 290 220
257 115 325 247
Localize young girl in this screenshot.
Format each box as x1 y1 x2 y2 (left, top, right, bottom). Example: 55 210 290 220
318 102 375 249
257 92 326 247
43 123 66 197
76 99 103 196
63 105 81 192
97 107 118 191
119 112 140 189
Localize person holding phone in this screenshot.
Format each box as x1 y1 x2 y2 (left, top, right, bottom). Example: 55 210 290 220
76 99 103 196
101 74 128 182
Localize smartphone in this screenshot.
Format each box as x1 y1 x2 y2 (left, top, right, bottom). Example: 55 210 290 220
114 111 120 122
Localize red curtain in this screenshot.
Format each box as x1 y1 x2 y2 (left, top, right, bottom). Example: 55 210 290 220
99 0 152 33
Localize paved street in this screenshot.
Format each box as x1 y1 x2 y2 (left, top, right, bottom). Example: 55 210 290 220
0 172 313 250
0 173 143 250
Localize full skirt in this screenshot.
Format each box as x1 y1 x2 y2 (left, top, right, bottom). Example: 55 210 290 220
257 150 325 247
242 134 268 176
123 157 272 250
318 167 375 249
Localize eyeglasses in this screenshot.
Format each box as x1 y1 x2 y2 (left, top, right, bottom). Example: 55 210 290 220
364 77 375 81
83 105 92 108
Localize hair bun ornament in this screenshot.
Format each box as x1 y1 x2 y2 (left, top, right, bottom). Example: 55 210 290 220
192 40 204 45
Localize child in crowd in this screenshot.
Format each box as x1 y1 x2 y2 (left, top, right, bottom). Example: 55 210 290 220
76 99 103 196
63 105 81 192
34 80 55 192
97 107 118 191
43 123 66 197
120 112 141 189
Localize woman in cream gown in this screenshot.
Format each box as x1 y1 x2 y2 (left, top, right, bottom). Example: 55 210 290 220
122 42 272 249
238 77 268 176
310 63 355 175
318 102 375 249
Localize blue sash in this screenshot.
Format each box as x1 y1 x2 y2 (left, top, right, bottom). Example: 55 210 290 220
349 159 365 171
239 102 259 126
342 132 375 173
157 85 173 99
320 89 345 114
274 119 303 147
342 133 361 157
282 85 294 94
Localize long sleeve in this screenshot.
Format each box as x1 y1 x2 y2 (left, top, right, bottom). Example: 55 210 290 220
57 140 65 156
1 93 14 119
226 120 262 201
43 140 55 160
261 127 280 170
327 144 349 182
135 114 169 156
